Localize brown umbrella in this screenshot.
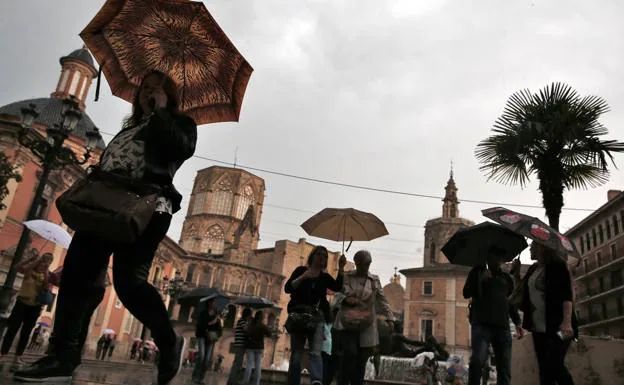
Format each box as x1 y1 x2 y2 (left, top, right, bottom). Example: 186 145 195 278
301 208 389 253
80 0 253 125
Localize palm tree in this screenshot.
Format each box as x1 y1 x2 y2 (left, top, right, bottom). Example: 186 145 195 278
475 82 624 230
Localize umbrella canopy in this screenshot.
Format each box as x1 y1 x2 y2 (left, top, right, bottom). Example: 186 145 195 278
199 293 230 313
301 208 389 249
441 222 528 267
482 207 580 258
23 220 72 249
233 296 275 309
80 0 253 125
102 328 115 335
177 287 226 306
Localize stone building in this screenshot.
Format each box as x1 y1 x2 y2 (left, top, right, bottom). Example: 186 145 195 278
382 268 405 319
401 170 474 358
566 189 624 338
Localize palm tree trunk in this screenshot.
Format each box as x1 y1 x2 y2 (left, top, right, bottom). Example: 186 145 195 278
539 178 564 231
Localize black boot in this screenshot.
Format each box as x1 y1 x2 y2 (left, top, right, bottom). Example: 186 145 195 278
157 336 186 385
13 356 76 382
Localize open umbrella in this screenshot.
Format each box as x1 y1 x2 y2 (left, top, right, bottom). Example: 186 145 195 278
441 222 528 267
80 0 253 125
301 208 389 253
199 292 230 313
23 220 72 249
102 328 116 335
482 207 580 258
233 296 275 309
177 287 226 306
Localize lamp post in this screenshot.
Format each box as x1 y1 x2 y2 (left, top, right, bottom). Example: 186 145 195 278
162 271 186 316
0 97 101 318
270 323 283 366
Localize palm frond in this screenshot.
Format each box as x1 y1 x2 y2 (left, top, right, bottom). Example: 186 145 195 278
563 164 611 189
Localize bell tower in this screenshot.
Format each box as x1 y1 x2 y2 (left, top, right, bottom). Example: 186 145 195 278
51 46 98 111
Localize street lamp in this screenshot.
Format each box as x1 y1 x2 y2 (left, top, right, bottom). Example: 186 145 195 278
0 97 101 318
161 271 186 315
270 322 284 366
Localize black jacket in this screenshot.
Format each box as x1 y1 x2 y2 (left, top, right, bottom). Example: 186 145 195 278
520 260 579 337
106 108 197 213
246 322 272 350
284 266 343 320
463 266 520 328
195 307 222 338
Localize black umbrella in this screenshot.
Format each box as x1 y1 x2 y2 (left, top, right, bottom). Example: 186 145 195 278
199 293 230 313
441 222 528 267
234 296 275 309
177 287 225 306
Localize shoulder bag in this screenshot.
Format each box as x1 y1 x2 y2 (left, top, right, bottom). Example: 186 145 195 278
284 273 322 334
340 276 376 331
56 167 160 245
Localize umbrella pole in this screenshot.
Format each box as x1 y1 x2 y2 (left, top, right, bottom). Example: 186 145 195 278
341 217 347 255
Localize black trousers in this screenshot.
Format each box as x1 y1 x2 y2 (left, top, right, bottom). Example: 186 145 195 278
532 332 574 385
336 331 372 385
48 212 175 366
1 300 41 356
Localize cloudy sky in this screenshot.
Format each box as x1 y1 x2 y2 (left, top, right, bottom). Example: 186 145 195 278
1 0 622 283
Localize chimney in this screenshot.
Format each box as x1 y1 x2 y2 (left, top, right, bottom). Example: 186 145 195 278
607 190 622 202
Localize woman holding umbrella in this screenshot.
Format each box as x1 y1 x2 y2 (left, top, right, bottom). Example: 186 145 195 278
193 296 223 384
0 252 53 369
284 246 346 385
519 242 577 385
15 71 197 384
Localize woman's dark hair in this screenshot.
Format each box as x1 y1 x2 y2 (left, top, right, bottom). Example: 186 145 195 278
306 246 328 267
123 70 180 129
252 310 264 326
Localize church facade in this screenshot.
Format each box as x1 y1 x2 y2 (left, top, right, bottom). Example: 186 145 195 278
401 171 474 358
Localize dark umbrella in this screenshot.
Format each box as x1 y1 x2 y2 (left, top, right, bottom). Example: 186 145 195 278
234 296 275 309
199 293 230 313
441 222 528 267
80 0 253 125
177 287 225 306
482 207 580 258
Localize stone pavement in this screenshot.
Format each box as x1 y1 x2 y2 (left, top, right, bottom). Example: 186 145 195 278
0 355 229 385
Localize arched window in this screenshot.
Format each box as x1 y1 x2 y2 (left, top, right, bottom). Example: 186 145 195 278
234 185 255 219
185 264 197 283
210 178 234 216
212 267 224 289
258 277 269 298
228 272 242 294
205 225 225 255
198 266 212 288
245 275 258 296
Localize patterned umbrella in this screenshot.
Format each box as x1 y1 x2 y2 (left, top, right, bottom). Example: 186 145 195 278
482 207 580 258
80 0 253 125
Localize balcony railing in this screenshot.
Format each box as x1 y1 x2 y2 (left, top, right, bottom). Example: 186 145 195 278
576 252 624 280
577 283 624 304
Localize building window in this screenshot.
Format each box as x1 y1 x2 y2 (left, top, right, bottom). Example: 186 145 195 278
185 264 197 283
420 319 433 341
579 239 585 255
610 269 622 287
592 229 597 248
601 302 608 319
245 277 258 296
614 215 620 235
429 243 436 264
617 297 624 316
191 193 206 215
198 266 212 288
598 276 605 292
210 178 234 216
205 225 225 255
258 277 269 298
598 225 604 244
234 185 255 220
585 234 591 251
423 281 433 296
583 259 589 274
596 252 602 267
228 272 242 294
610 244 617 261
606 220 612 239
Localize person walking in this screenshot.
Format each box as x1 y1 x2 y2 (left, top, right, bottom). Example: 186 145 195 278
192 297 222 384
333 250 395 385
241 311 272 385
463 247 522 385
519 242 577 385
107 335 116 360
14 70 197 384
95 335 106 360
0 252 53 369
284 246 346 385
227 308 252 385
101 335 111 360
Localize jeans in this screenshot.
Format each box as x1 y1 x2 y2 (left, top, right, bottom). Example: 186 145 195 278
242 349 263 385
532 332 574 385
227 346 246 385
192 337 215 382
288 321 324 385
335 330 372 385
48 212 176 366
1 300 41 356
468 324 512 385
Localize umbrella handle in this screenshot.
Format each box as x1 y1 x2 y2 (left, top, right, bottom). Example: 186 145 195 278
95 62 104 102
346 237 353 253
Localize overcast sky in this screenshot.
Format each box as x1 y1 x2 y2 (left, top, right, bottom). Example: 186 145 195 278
1 0 623 283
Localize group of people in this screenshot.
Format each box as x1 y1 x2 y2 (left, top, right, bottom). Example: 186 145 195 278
95 334 116 361
463 242 577 385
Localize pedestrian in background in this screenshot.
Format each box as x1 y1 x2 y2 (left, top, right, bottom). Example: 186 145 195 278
227 308 252 385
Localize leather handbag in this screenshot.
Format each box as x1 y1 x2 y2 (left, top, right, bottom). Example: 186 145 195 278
340 278 376 331
285 304 321 334
56 168 159 245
